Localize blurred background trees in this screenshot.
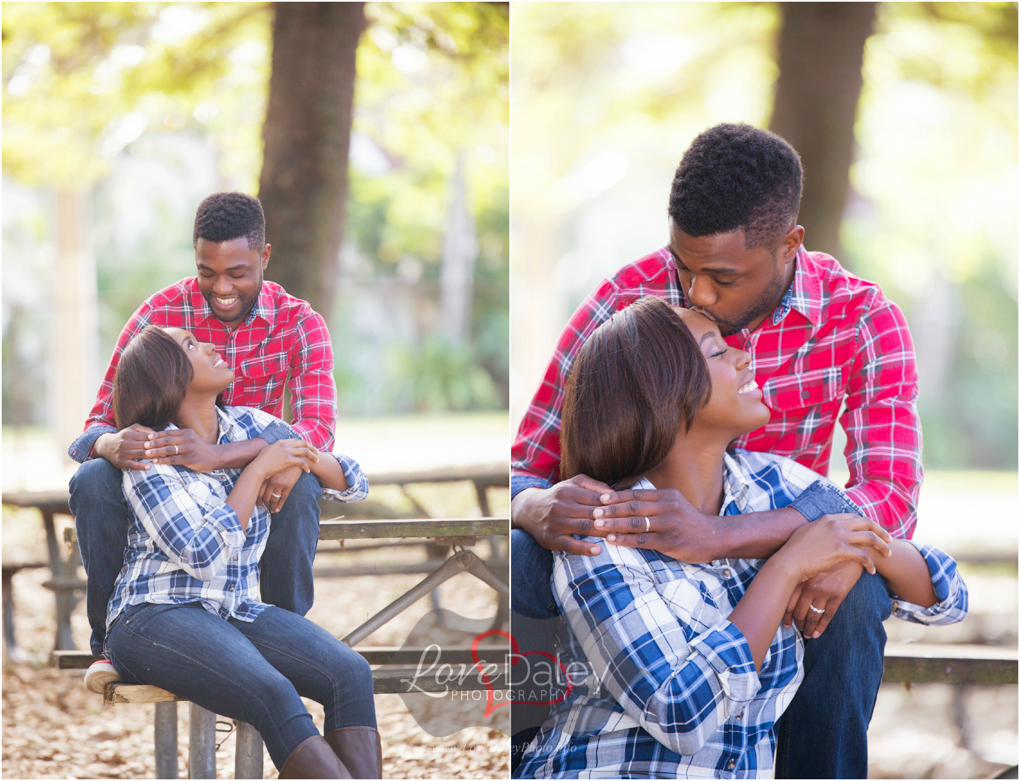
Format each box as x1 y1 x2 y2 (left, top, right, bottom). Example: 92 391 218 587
3 1 509 454
510 1 1017 471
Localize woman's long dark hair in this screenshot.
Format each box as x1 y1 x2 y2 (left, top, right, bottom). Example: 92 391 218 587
113 326 193 430
560 297 711 490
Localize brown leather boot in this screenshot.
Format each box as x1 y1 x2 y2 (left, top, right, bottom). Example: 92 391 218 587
280 735 353 779
324 727 383 779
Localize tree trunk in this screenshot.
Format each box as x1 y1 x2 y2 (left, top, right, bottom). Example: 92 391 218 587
258 2 365 320
769 2 877 264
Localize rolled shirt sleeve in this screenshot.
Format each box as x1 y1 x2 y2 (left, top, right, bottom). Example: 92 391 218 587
888 542 969 626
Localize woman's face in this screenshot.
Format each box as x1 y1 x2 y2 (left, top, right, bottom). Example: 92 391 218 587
676 308 770 438
164 328 235 394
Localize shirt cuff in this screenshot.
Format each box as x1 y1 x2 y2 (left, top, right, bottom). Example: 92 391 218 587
789 479 862 522
889 542 969 626
511 474 552 499
321 454 370 503
68 425 116 463
687 621 761 705
257 419 299 445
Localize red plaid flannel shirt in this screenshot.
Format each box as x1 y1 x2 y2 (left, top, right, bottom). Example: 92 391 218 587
77 277 336 453
512 247 922 539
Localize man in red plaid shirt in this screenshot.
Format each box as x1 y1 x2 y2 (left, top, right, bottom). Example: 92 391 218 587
69 192 337 669
510 125 921 778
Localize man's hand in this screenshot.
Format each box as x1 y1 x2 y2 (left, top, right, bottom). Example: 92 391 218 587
590 486 726 564
143 429 223 472
784 559 865 639
512 474 613 556
94 425 156 470
258 465 304 514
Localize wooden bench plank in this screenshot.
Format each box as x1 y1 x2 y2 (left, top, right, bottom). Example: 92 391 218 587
55 646 511 668
318 518 507 540
104 664 511 704
883 643 1018 685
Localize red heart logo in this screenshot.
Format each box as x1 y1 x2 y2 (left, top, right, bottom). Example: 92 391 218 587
471 630 573 718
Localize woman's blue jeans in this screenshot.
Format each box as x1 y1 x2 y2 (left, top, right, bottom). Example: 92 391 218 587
69 457 322 656
106 602 376 770
509 479 893 779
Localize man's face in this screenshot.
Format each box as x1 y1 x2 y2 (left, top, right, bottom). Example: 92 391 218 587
668 221 799 337
195 237 271 329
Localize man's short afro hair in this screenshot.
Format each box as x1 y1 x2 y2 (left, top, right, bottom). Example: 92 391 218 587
193 192 266 251
668 123 802 250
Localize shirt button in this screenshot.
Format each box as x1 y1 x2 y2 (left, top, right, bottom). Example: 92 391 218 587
801 390 810 399
727 760 736 770
722 568 732 578
233 556 238 562
229 585 235 591
892 601 899 610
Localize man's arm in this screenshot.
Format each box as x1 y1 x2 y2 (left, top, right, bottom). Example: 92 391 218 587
839 296 921 539
285 310 337 452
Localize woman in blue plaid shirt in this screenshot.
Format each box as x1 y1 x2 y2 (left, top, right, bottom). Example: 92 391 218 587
94 325 380 779
516 297 967 779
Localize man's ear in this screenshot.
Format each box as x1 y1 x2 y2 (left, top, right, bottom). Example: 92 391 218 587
782 225 804 264
261 243 271 270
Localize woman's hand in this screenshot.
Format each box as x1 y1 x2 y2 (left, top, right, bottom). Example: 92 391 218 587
248 439 319 483
774 514 892 584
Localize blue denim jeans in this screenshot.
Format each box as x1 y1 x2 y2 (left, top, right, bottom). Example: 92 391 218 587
107 602 376 769
509 481 892 779
69 457 322 655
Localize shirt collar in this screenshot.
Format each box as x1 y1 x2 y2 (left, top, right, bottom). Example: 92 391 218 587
770 248 822 327
720 451 752 514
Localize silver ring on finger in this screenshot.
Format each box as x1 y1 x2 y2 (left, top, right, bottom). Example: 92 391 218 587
174 444 179 455
644 517 650 533
272 492 282 498
808 604 825 615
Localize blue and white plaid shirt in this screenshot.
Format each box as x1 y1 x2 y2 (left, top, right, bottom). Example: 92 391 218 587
517 450 968 779
106 406 369 636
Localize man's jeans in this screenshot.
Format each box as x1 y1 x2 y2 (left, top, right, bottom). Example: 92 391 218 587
509 481 893 779
106 602 376 769
69 457 322 656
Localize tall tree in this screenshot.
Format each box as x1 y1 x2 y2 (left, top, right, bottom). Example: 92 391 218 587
259 2 366 320
769 2 878 262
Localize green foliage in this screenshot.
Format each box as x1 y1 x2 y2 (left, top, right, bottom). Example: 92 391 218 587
2 2 270 189
385 332 501 413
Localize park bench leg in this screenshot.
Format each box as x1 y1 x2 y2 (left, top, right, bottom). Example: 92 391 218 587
343 549 509 646
2 568 23 662
154 701 180 779
188 703 217 779
233 720 263 779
